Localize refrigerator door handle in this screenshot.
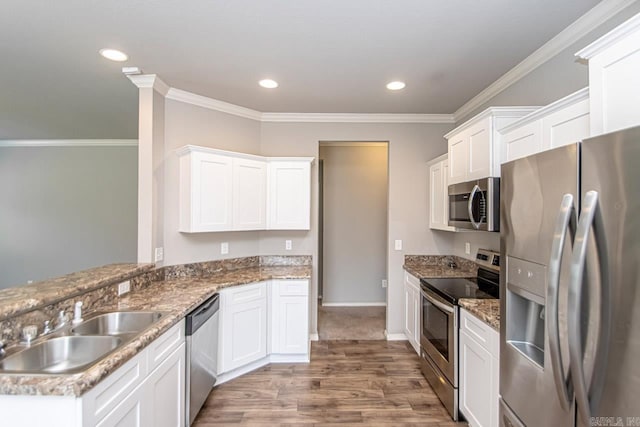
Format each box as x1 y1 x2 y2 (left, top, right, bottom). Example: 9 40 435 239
547 193 576 410
568 190 611 423
467 184 485 229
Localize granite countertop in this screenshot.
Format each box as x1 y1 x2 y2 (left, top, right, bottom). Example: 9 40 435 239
404 264 477 279
459 299 500 332
403 255 478 279
0 264 311 397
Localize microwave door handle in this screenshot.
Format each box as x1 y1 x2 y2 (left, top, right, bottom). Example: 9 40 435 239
420 290 454 314
547 193 576 410
467 184 482 230
568 191 611 423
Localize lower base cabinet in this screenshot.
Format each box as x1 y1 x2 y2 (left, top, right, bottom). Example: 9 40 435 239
459 308 499 427
271 280 309 355
403 272 420 354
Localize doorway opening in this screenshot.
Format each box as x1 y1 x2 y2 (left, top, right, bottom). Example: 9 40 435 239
317 142 389 340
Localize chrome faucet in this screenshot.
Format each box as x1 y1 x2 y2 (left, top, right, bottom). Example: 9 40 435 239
0 340 6 358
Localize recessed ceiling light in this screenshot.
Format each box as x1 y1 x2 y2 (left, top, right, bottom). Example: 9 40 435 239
259 79 279 89
99 48 128 62
386 81 406 90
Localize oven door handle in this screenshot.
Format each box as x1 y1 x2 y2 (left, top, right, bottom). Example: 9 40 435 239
421 289 454 314
467 184 485 230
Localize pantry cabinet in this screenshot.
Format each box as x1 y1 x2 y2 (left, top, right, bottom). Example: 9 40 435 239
576 12 640 136
500 88 590 163
403 272 420 354
445 107 538 185
177 145 313 233
459 308 499 427
428 154 455 231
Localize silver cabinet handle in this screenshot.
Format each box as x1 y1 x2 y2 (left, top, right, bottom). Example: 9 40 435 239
420 290 454 314
568 190 611 423
467 184 485 230
547 193 576 410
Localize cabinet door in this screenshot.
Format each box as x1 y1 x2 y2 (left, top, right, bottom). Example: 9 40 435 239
268 161 311 230
460 329 495 427
412 286 421 351
441 160 453 230
146 343 186 427
232 158 267 230
467 118 492 180
501 121 542 163
448 131 468 185
541 98 590 150
429 161 444 229
221 283 268 372
96 385 145 427
182 152 233 232
272 280 309 355
403 283 415 345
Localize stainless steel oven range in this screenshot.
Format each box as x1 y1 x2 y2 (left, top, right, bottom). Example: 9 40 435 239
419 249 499 421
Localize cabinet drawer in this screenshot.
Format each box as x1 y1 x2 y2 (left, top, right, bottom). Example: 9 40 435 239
460 308 499 358
275 279 309 296
223 281 267 306
147 319 185 372
404 272 420 288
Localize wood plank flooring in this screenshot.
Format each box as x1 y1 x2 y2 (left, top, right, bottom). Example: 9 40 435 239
193 340 467 426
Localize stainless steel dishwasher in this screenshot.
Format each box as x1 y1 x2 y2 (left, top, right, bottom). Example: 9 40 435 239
185 293 220 425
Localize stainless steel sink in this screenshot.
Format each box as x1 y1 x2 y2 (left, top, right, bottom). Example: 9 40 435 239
0 336 122 374
71 311 164 336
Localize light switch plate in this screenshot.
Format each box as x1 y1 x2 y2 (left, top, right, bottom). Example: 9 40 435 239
221 242 229 255
465 242 471 255
394 240 402 251
154 247 164 262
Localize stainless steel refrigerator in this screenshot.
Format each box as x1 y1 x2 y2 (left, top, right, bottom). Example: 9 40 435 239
499 126 640 427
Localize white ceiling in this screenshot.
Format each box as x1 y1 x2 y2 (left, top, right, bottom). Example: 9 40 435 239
0 0 603 139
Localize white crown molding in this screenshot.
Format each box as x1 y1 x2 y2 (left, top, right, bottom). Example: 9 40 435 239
261 112 455 124
453 0 637 122
319 141 388 147
444 106 540 139
576 10 640 59
166 88 263 121
499 87 589 134
0 139 138 147
127 74 169 96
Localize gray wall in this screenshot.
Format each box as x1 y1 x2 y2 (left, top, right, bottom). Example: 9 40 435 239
0 145 138 288
319 144 388 305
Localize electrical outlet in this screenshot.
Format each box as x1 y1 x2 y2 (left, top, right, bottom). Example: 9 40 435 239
221 242 229 255
118 281 131 296
285 240 292 250
382 279 388 288
154 247 164 262
27 280 33 284
465 242 471 255
394 240 402 251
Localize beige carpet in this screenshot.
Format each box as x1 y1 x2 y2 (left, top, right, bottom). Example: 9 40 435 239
318 305 386 340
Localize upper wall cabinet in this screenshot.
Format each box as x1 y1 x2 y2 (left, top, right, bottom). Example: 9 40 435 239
177 146 313 232
445 107 538 185
576 12 640 136
499 88 590 163
428 153 455 232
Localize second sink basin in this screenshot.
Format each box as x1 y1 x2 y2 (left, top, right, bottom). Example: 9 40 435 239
0 336 122 374
72 311 164 336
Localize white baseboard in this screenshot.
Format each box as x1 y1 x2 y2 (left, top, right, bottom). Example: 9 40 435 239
309 332 319 341
385 332 409 341
216 352 310 385
321 302 387 307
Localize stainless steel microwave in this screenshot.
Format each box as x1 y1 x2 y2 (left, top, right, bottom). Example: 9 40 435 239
448 177 499 231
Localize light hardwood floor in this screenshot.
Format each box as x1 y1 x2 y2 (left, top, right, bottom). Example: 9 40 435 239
193 340 467 426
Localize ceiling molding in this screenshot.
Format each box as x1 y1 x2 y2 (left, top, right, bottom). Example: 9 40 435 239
444 106 540 139
576 9 640 59
452 0 637 122
319 141 388 147
261 112 454 124
0 139 138 147
127 74 170 96
166 88 263 121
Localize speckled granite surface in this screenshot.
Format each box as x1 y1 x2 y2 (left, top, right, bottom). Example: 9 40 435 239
0 264 155 321
403 255 477 279
459 299 500 332
0 260 311 397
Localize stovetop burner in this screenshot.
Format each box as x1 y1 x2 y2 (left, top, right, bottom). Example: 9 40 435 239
420 267 499 304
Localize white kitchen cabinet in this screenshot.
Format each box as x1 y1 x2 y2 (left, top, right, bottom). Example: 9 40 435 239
146 342 186 427
267 160 312 230
576 12 640 136
96 384 145 427
232 157 267 230
428 154 455 231
500 88 590 163
177 146 313 232
219 281 268 373
446 107 538 185
459 308 499 427
178 149 233 232
271 279 309 356
403 272 420 354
